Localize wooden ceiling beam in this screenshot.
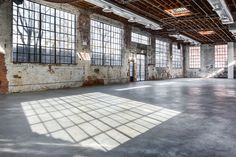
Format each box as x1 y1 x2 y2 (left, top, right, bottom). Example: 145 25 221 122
52 0 236 43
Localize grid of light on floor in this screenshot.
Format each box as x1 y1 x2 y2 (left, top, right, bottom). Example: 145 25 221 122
21 92 180 152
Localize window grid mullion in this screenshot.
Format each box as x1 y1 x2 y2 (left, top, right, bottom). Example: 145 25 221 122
12 0 76 64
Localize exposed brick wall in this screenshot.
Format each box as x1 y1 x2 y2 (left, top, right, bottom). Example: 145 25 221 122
0 53 8 94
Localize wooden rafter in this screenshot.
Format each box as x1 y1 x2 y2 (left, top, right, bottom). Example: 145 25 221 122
44 0 236 44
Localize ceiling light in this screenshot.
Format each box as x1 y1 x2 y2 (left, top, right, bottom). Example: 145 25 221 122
184 39 189 42
177 37 184 41
207 0 234 24
221 16 228 20
220 14 228 19
128 17 136 23
102 6 112 13
213 4 222 11
84 0 162 30
228 23 236 36
220 14 230 22
145 24 152 29
151 26 161 30
113 9 122 15
169 34 201 45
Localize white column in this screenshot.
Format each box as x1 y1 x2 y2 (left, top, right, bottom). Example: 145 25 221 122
228 42 234 79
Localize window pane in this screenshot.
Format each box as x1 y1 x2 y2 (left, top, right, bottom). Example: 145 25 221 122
90 19 123 66
12 0 76 64
172 44 182 68
13 1 40 63
189 46 201 68
215 45 227 68
155 39 169 68
131 32 150 45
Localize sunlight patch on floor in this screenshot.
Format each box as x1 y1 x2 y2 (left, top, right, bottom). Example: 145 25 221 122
21 92 180 152
115 85 151 91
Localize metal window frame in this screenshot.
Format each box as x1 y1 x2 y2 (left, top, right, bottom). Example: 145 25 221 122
215 44 228 68
90 19 123 66
189 46 201 69
155 39 169 68
12 0 77 64
131 32 150 45
172 44 182 69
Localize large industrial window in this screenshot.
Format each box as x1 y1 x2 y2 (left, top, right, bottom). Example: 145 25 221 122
155 40 169 67
90 19 123 66
189 46 201 68
12 0 76 64
215 45 228 68
131 32 150 45
172 44 182 68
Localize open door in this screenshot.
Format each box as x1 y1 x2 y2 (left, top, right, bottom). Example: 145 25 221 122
129 61 134 82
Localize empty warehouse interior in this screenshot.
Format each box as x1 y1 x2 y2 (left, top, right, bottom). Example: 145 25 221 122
0 0 236 157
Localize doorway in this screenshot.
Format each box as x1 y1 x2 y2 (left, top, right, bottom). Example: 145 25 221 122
129 61 134 82
136 54 146 81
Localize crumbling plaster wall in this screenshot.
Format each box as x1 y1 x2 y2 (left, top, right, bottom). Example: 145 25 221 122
127 28 184 81
185 44 229 78
83 14 129 86
148 38 184 80
0 53 8 94
0 0 131 93
0 1 9 94
1 0 86 93
1 0 184 93
129 27 152 81
234 43 236 78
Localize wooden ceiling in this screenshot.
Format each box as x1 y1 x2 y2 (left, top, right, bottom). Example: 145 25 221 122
45 0 236 44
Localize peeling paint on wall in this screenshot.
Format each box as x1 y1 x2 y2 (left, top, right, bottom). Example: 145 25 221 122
185 44 229 78
0 53 8 94
0 0 184 93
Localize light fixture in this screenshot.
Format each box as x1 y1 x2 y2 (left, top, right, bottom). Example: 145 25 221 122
84 0 162 30
151 26 161 30
177 37 183 41
228 23 236 37
113 9 122 15
102 6 112 13
184 39 189 42
169 34 201 45
145 24 152 29
212 4 221 11
220 13 230 22
207 0 234 24
128 17 136 23
221 17 230 22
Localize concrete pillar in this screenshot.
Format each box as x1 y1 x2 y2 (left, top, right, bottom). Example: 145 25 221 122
169 42 173 76
77 11 90 53
183 45 188 78
235 43 236 79
228 42 234 79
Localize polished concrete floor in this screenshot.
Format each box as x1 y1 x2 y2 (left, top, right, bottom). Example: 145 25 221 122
0 78 236 157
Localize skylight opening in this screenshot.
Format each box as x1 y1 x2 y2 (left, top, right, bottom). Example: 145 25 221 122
165 7 192 17
198 31 215 35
